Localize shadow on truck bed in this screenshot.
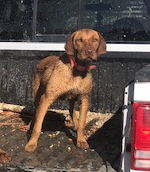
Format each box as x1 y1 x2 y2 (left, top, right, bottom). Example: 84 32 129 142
0 108 122 172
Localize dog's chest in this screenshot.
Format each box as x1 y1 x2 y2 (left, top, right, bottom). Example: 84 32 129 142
49 63 93 99
60 74 92 100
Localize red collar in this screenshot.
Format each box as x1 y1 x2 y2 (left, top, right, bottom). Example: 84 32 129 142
68 55 96 71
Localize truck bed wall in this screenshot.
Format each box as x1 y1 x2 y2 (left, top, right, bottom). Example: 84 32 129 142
0 50 150 113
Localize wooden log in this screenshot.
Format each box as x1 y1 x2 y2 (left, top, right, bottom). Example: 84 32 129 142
0 103 33 114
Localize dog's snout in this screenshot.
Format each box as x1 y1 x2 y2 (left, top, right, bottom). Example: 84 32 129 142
86 49 93 55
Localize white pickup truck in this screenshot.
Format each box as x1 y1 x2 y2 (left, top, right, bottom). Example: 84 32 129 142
121 64 150 172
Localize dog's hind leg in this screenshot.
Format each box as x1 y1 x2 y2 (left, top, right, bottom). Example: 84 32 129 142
67 99 79 130
32 73 41 105
26 74 43 132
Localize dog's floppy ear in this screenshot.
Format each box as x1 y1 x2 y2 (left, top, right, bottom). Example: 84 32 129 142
64 31 77 55
97 34 106 56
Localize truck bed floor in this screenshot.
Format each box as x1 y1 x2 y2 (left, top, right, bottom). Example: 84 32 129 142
0 110 121 172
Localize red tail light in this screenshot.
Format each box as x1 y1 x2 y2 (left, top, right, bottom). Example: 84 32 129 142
131 102 150 170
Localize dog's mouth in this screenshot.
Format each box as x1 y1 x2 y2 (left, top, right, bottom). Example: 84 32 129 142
86 56 97 62
78 52 98 62
76 56 96 65
86 58 96 68
79 57 97 70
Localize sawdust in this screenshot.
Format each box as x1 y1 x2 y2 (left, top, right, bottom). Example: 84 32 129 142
49 109 114 138
0 109 114 138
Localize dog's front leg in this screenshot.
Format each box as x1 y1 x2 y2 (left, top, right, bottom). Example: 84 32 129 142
25 94 54 152
77 94 89 149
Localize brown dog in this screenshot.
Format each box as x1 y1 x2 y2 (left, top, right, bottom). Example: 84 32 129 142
25 28 106 152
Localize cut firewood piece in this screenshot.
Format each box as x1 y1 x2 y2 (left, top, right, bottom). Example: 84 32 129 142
0 103 33 114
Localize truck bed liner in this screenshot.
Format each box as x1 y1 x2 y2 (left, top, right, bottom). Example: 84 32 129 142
0 110 121 172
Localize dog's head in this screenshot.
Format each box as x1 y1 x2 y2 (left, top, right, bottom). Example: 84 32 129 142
65 28 106 61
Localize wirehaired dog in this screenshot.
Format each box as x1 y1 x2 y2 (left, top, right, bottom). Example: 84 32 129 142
25 28 106 152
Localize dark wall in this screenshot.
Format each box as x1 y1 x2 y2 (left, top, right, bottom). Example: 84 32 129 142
0 50 150 113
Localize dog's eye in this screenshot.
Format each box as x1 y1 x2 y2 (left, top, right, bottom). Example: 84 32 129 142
76 38 82 42
93 38 98 42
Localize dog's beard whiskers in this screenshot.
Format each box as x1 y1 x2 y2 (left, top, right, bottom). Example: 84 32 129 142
77 52 97 61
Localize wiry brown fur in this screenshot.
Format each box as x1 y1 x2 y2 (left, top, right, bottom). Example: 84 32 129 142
25 28 106 152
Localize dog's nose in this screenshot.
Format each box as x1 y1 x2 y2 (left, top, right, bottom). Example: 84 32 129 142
86 49 93 55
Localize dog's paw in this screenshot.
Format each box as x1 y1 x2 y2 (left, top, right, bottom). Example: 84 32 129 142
77 140 89 149
25 143 37 152
0 152 11 163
